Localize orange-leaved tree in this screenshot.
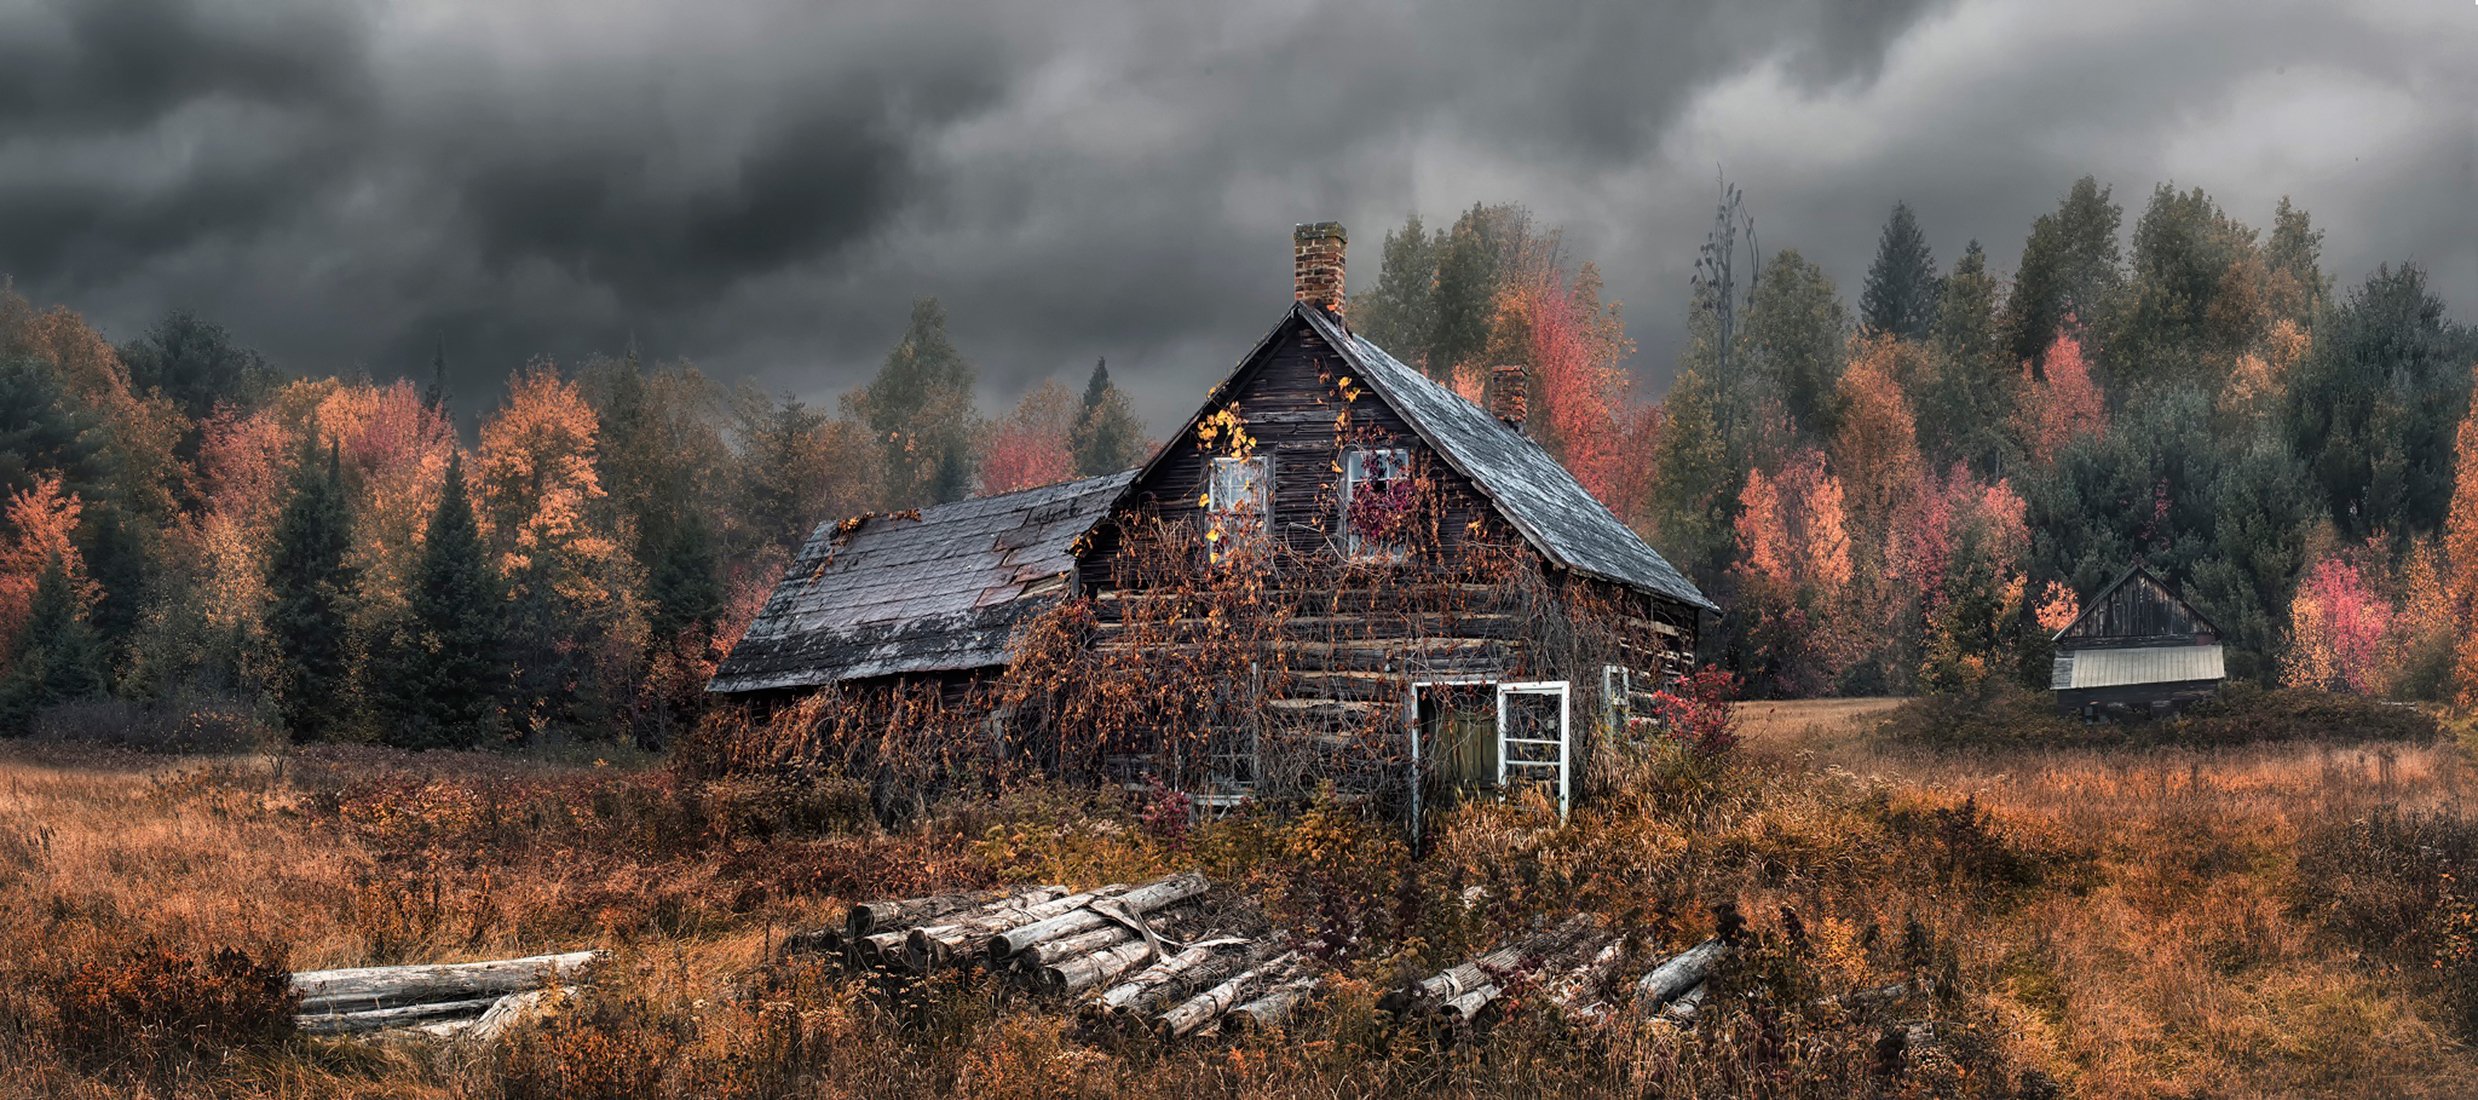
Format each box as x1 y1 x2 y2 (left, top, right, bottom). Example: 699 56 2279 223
2447 367 2478 706
0 476 93 655
2014 326 2109 466
980 380 1080 496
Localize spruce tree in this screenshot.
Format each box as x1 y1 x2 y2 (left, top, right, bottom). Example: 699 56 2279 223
374 451 505 748
0 554 106 736
1069 359 1144 476
266 434 358 740
1859 202 1940 340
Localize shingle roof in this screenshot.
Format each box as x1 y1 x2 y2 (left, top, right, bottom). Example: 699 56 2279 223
2050 644 2227 690
1299 306 1717 612
708 471 1136 693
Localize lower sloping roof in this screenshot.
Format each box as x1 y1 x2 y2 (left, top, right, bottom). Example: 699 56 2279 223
709 471 1136 693
2051 644 2226 691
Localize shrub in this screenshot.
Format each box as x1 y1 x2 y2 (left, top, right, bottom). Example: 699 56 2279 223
2296 806 2478 1040
48 941 295 1064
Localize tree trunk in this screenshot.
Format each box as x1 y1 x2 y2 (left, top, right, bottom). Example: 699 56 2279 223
985 873 1207 963
1156 953 1297 1040
1633 939 1725 1011
1092 943 1241 1022
292 951 602 1015
846 885 1064 939
905 886 1127 970
1220 974 1318 1037
297 996 506 1034
1043 938 1158 993
1542 935 1626 1012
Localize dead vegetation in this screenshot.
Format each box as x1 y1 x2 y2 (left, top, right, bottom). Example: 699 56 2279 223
0 697 2472 1097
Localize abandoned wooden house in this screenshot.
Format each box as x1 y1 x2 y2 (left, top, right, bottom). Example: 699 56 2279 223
2049 563 2227 718
711 222 1717 825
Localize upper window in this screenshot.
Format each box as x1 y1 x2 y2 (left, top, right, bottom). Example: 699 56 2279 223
1340 446 1413 559
1207 455 1271 561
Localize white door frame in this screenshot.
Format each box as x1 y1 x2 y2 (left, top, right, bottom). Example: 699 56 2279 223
1496 681 1571 823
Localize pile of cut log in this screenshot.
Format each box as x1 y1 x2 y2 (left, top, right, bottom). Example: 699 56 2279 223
797 880 1932 1047
291 950 601 1040
1387 921 1731 1036
792 873 1313 1039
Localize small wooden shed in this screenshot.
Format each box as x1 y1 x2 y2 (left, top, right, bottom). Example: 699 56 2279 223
2049 564 2225 718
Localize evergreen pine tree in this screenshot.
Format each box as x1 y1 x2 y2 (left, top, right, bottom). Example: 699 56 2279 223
1069 359 1144 476
642 507 724 640
0 553 106 736
1859 202 1940 340
266 433 359 740
852 299 981 507
374 452 505 748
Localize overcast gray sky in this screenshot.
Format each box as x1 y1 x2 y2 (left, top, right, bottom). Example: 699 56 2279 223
3 0 2472 432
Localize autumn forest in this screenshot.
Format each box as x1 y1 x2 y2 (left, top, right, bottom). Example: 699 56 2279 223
4 176 2472 749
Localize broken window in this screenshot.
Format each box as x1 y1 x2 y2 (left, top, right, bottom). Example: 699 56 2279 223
1207 454 1271 561
1339 446 1412 559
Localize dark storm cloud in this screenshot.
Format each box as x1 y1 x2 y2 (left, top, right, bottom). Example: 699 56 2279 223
0 0 2467 430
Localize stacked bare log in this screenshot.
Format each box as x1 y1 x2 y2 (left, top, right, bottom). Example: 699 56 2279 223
292 950 601 1037
1385 916 1601 1033
817 874 1317 1039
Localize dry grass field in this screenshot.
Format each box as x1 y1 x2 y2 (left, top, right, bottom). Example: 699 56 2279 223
0 691 2471 1098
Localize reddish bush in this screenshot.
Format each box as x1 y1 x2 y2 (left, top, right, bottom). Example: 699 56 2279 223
1648 666 1741 757
50 941 295 1062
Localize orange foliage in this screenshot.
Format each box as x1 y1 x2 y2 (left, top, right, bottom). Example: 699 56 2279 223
2448 370 2478 705
2034 580 2081 635
1733 450 1856 691
1488 266 1639 518
475 363 618 588
1833 337 1926 528
2285 556 2394 695
2015 327 2108 465
979 381 1079 496
0 476 93 653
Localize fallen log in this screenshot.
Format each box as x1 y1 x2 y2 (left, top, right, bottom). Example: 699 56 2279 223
905 886 1128 971
293 951 603 1015
1156 952 1297 1039
986 873 1207 963
1220 973 1319 1037
847 885 1063 940
1023 926 1134 970
1656 982 1706 1024
1436 924 1605 1025
1090 942 1244 1022
409 985 579 1042
1404 916 1595 1010
1633 939 1726 1012
299 996 505 1035
1542 935 1627 1013
1045 938 1159 993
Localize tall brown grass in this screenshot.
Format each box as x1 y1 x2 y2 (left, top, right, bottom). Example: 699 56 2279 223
0 696 2471 1098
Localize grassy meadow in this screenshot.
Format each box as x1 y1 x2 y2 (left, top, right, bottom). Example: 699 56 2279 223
0 692 2472 1098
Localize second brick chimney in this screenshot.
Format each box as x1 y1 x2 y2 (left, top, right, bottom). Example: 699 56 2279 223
1488 364 1528 430
1293 222 1346 314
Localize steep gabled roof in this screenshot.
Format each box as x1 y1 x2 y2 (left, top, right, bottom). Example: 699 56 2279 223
1296 306 1716 612
709 471 1135 693
2052 562 2221 644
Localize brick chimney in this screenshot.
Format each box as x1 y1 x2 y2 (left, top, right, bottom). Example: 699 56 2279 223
1488 364 1528 430
1293 222 1346 314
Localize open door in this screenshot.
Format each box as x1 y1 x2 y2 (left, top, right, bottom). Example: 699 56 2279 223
1496 682 1571 822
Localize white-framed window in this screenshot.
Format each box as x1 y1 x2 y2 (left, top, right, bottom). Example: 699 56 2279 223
1207 455 1271 560
1339 446 1413 558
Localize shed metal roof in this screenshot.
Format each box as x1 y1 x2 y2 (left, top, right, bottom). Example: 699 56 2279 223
1299 306 1717 612
708 472 1135 693
2050 644 2227 691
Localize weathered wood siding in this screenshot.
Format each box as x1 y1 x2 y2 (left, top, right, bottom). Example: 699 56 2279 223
1080 317 1506 590
2058 570 2217 649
